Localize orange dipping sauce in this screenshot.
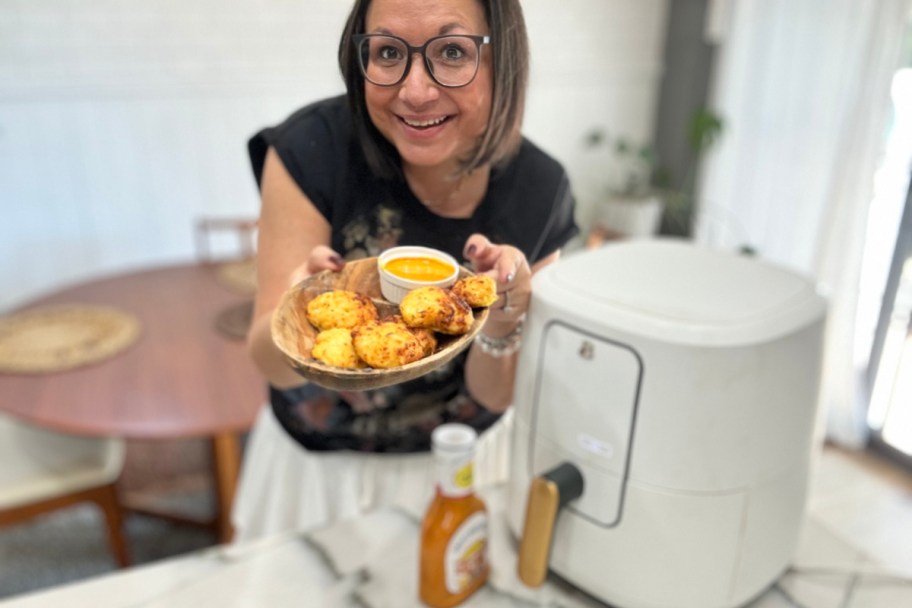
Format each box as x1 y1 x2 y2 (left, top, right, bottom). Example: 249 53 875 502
383 256 455 282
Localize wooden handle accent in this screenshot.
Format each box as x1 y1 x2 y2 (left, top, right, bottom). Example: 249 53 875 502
517 476 560 587
516 462 585 588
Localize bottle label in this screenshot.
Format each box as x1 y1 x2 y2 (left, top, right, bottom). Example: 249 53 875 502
437 454 474 497
444 511 489 594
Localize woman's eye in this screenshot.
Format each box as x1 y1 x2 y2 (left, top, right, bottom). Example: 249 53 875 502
440 44 467 61
377 46 403 61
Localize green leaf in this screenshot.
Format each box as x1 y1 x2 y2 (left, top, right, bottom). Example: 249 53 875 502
688 109 724 153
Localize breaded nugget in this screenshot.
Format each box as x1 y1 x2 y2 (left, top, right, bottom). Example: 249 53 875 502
388 314 439 357
311 327 366 369
399 286 474 335
450 275 498 308
306 289 378 331
351 320 426 368
410 326 438 357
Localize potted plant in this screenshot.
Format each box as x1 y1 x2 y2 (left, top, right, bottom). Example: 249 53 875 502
584 108 723 241
584 130 664 240
654 108 724 237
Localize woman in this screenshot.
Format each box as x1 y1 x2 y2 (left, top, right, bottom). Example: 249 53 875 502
233 0 578 541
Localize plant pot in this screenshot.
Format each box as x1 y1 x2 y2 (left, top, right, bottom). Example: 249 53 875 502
594 194 664 238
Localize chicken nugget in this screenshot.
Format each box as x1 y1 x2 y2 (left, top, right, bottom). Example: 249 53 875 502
351 320 426 369
450 275 498 308
311 327 366 369
306 289 378 331
388 314 439 357
410 326 438 357
399 286 474 335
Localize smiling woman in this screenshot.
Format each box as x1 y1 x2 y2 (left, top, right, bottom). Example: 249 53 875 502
233 0 579 543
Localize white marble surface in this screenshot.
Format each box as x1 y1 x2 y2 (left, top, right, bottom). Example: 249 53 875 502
3 447 911 608
2 512 909 608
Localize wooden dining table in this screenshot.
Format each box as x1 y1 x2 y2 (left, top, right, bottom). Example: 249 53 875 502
0 262 267 542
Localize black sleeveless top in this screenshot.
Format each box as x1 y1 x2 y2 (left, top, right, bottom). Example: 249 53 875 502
249 95 578 453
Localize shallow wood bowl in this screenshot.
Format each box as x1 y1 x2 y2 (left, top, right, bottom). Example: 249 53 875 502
271 257 489 391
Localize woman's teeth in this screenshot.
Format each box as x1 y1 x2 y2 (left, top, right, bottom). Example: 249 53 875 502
403 116 447 128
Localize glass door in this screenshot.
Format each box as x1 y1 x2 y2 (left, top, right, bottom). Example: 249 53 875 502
860 25 912 468
867 178 912 468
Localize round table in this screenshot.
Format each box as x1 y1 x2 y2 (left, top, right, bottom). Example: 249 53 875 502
0 262 267 542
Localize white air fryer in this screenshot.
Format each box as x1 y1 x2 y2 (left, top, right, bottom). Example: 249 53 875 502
507 239 827 608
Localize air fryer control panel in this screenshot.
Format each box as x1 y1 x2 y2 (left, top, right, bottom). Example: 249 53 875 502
529 321 641 527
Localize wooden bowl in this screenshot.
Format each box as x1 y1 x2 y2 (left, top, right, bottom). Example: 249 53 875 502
271 257 489 391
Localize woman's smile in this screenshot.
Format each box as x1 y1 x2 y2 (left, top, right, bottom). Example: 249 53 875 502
400 115 451 129
397 113 454 138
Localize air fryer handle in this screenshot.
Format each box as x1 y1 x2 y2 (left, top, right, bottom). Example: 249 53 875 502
517 462 585 587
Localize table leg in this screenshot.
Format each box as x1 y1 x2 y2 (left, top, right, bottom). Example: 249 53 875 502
211 431 241 544
121 433 242 543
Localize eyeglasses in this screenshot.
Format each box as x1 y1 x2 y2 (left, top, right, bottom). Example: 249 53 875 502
353 33 490 88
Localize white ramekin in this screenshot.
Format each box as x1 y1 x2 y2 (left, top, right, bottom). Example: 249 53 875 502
377 246 460 304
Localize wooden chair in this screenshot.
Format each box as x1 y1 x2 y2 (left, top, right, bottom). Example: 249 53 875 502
0 413 130 567
194 217 258 262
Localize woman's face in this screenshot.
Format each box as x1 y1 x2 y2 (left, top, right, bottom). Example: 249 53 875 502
362 0 493 173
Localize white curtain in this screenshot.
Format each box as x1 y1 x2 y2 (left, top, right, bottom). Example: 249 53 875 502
696 0 912 447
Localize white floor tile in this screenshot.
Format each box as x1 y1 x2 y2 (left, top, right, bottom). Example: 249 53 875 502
743 589 801 608
807 446 912 578
849 582 912 607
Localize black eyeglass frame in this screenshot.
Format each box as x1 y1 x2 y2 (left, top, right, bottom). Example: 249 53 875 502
352 33 491 88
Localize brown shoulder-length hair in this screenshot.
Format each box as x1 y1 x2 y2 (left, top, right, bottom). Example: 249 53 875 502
337 0 529 180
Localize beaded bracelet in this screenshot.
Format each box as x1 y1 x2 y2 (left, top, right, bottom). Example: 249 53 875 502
474 316 525 358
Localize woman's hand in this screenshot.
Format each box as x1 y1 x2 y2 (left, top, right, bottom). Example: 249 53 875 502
461 233 536 412
286 245 346 288
462 233 530 328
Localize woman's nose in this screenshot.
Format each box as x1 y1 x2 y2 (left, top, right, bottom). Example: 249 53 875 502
398 56 440 106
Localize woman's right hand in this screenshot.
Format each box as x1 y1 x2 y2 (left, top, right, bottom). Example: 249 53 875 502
250 243 343 389
287 245 346 288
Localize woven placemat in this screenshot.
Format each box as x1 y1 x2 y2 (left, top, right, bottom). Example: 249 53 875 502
216 259 257 295
0 305 142 374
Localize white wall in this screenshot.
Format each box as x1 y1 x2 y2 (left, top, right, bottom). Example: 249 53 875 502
0 0 668 312
523 1 668 234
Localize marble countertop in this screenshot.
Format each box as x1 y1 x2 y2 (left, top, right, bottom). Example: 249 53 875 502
0 530 353 608
3 503 909 608
0 501 596 608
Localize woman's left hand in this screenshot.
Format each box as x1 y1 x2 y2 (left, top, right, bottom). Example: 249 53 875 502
462 233 530 326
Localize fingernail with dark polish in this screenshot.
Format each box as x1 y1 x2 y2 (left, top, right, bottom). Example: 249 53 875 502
464 244 476 257
330 254 344 267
